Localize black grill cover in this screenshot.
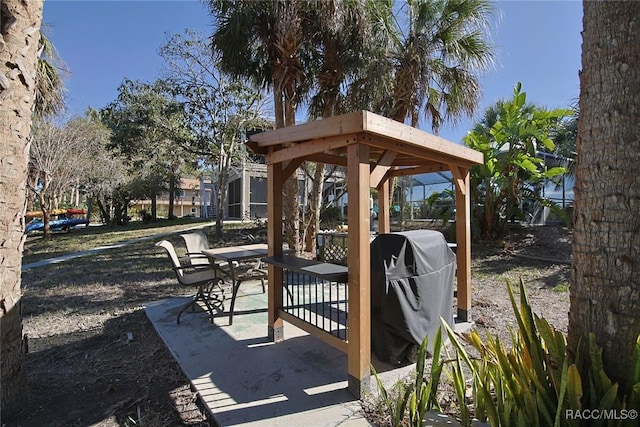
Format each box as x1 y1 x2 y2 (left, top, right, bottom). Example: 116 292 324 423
370 230 456 365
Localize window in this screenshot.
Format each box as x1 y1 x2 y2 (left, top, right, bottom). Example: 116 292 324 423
228 179 241 218
249 177 267 218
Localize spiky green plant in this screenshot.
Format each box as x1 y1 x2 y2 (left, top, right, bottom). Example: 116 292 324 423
372 328 445 427
444 279 640 427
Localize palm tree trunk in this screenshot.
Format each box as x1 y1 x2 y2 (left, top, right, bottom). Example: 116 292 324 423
281 81 301 253
304 163 325 252
0 0 44 416
568 0 640 390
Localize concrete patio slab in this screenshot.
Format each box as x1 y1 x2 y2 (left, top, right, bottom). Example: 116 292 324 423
145 281 473 426
145 282 374 427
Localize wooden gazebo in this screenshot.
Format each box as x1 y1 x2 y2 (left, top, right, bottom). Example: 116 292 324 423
248 110 483 396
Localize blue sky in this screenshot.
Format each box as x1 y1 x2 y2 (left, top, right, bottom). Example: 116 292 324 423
43 0 583 144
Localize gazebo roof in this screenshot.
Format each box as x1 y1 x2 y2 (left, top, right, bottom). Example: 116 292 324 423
247 110 483 173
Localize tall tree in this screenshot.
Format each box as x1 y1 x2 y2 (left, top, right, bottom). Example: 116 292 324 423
302 0 372 251
568 0 640 392
349 0 495 132
103 79 194 222
211 0 311 252
28 118 93 236
159 30 267 237
0 0 44 415
77 109 129 225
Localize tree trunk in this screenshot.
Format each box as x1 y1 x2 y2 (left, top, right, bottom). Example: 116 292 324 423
215 152 231 238
304 87 335 253
282 98 300 253
96 197 111 225
0 0 44 416
151 195 157 221
304 163 325 252
168 173 176 219
35 189 50 237
568 0 640 392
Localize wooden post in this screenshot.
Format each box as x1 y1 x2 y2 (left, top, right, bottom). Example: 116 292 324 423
346 143 371 397
267 160 284 341
452 166 471 321
377 179 391 234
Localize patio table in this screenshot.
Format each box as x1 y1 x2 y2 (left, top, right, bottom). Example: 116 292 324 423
201 244 271 325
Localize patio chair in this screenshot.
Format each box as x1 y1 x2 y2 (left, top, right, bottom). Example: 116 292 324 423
180 231 238 277
179 231 211 268
156 240 225 325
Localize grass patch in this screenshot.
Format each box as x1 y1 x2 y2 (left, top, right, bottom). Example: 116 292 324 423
553 281 569 292
22 218 216 264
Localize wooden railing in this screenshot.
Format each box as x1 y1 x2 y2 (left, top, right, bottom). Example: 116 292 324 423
261 255 349 352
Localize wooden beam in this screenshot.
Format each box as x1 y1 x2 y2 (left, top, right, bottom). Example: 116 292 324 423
245 139 268 155
266 134 356 165
361 111 483 164
282 158 304 181
369 150 397 188
377 178 390 234
389 163 449 178
449 165 467 196
279 311 348 353
358 133 478 170
304 152 348 167
387 157 444 166
251 110 483 167
251 110 366 147
346 143 371 397
454 167 472 321
267 159 285 341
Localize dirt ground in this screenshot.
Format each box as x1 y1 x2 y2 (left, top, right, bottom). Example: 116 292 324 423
8 223 571 426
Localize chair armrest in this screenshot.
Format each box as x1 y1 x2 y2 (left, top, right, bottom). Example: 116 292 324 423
186 251 207 257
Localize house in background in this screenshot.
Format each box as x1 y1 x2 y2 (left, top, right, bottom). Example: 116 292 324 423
209 157 348 222
131 159 349 221
131 177 213 219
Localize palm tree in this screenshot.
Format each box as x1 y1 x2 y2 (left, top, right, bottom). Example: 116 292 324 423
34 28 67 118
568 0 640 392
303 0 373 251
1 0 44 415
345 0 495 228
211 0 311 252
25 28 68 236
351 0 495 132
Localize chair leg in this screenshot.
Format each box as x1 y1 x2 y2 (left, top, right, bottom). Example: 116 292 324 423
177 298 196 325
205 278 226 310
177 283 224 325
228 279 242 325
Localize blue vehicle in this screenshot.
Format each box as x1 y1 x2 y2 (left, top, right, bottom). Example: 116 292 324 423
25 217 89 233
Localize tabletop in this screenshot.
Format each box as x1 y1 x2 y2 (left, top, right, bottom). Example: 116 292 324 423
202 244 269 262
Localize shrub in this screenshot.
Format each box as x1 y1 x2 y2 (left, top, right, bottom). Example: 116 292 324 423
443 279 640 427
